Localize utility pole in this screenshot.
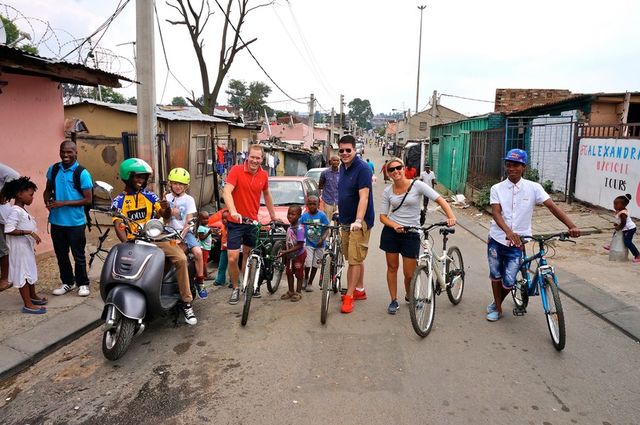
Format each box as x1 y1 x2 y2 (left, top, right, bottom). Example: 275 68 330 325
415 5 426 114
339 94 345 139
329 107 335 158
421 89 437 172
308 93 315 146
136 0 159 192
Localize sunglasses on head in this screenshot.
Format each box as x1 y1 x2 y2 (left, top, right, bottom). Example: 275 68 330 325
387 165 404 172
338 148 352 154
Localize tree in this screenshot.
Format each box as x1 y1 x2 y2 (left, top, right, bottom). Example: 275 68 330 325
171 96 188 106
127 97 137 105
1 15 38 54
225 79 272 118
167 0 274 115
348 98 374 130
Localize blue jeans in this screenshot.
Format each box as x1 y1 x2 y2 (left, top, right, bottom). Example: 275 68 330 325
623 228 639 258
215 250 228 285
487 237 523 289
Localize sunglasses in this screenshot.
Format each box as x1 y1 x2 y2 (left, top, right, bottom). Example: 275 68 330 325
338 148 352 154
387 165 404 172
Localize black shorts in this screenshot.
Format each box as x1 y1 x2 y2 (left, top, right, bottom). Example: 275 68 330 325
379 226 420 259
227 222 257 250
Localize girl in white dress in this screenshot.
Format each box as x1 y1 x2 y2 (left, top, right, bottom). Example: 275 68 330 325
1 177 46 314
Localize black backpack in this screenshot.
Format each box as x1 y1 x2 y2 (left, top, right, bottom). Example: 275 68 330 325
49 163 93 231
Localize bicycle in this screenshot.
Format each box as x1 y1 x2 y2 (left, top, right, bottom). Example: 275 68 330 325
306 220 348 324
510 232 574 351
406 221 465 337
240 218 287 326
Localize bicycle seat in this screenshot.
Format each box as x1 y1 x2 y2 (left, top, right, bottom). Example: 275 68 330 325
440 228 455 235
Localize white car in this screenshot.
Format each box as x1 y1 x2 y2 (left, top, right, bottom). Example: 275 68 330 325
304 167 327 184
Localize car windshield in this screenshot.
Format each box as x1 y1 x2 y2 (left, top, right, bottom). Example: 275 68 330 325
261 180 305 206
305 169 323 182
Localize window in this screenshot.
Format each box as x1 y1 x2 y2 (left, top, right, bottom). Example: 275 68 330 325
419 122 428 131
195 135 213 177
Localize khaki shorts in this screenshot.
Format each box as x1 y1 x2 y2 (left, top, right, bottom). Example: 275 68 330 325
340 222 371 265
323 203 338 222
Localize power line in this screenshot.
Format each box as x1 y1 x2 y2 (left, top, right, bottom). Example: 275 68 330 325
212 0 306 105
61 0 130 60
441 93 495 103
153 1 193 102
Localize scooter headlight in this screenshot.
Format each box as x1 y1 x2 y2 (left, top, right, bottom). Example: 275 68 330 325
144 219 165 239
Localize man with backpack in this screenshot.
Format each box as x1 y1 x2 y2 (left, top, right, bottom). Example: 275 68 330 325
44 140 93 297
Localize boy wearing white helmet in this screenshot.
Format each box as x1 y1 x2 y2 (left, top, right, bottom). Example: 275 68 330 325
166 167 208 300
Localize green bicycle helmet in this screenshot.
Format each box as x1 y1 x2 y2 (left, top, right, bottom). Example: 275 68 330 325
119 158 153 181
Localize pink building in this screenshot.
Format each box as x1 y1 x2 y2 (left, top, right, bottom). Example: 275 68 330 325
258 122 328 147
0 46 129 253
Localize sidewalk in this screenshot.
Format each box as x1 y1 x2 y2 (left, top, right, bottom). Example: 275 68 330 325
449 200 640 343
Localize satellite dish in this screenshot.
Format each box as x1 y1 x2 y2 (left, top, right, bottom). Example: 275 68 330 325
0 23 6 45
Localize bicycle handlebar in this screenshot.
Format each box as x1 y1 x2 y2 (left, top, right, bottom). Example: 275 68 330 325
304 222 350 231
520 232 576 244
403 221 450 233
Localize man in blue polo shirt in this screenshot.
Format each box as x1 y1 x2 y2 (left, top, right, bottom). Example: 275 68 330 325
318 155 340 221
337 135 374 314
44 140 93 297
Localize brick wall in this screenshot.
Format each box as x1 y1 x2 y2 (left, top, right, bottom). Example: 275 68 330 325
494 89 573 113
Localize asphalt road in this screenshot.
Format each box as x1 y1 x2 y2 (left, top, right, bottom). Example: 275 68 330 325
1 145 639 425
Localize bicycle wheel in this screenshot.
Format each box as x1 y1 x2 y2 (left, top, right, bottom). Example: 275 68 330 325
320 255 332 324
334 242 345 294
445 246 465 305
241 258 257 326
267 240 284 294
409 265 436 337
543 274 566 351
511 270 529 311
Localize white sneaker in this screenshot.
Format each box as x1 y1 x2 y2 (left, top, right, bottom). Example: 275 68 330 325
182 303 197 325
78 285 90 297
53 284 77 296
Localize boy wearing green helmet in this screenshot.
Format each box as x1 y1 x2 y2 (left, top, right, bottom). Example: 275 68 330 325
111 158 197 325
166 167 208 299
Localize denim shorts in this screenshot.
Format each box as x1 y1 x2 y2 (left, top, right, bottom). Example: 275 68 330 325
226 222 257 250
487 237 523 289
183 231 200 250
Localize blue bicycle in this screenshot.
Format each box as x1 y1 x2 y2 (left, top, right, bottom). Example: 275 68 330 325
511 232 575 351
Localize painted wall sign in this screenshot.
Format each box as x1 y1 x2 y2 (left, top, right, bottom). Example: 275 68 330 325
575 138 640 218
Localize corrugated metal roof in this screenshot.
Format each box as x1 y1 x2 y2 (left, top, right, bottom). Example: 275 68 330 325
69 100 231 123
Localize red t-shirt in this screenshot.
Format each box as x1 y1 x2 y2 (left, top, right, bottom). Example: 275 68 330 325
225 163 268 222
405 167 417 179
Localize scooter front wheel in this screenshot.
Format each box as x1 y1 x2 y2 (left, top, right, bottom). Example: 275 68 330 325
102 317 137 361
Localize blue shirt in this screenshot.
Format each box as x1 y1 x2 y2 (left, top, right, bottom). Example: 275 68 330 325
338 157 375 228
319 167 340 205
301 210 329 248
46 161 93 227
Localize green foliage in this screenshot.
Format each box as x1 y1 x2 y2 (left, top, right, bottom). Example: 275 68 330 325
171 96 187 106
225 79 272 118
542 179 554 193
347 98 374 130
524 168 539 182
474 183 493 209
1 15 38 54
127 97 137 105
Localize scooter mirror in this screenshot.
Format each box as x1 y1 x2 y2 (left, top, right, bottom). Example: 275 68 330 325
95 181 114 195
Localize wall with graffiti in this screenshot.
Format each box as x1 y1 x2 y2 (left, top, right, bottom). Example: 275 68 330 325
575 138 640 218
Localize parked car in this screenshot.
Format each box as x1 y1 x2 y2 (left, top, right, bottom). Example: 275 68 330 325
258 176 320 224
356 142 365 155
304 167 327 184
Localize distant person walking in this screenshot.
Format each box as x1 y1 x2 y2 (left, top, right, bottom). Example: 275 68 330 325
382 143 386 156
337 135 375 314
318 155 340 221
44 140 93 297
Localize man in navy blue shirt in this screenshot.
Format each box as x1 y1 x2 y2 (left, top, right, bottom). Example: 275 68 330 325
337 135 374 314
44 141 93 297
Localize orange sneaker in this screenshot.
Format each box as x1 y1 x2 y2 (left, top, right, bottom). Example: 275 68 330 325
353 289 367 300
341 295 354 313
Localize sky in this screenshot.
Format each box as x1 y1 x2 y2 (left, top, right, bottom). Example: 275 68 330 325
3 0 640 117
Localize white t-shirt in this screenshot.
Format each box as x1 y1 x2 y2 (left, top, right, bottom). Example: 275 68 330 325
0 202 12 225
166 193 197 231
488 178 550 246
420 170 435 186
381 180 440 227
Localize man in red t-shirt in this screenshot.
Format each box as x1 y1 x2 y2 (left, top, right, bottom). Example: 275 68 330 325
404 165 417 180
222 144 278 304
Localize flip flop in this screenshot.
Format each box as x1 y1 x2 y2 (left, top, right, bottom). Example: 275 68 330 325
31 297 48 306
290 293 302 302
280 291 294 300
0 282 12 292
22 306 47 314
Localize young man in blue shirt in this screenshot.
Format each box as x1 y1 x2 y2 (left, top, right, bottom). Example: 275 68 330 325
337 135 375 314
44 140 93 297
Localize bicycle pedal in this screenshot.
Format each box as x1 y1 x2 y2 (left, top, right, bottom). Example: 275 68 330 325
512 307 527 316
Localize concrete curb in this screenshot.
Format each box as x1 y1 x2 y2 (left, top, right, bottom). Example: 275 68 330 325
452 211 640 343
0 300 103 381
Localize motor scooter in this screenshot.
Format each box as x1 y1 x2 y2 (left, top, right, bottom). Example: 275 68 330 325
94 181 197 361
